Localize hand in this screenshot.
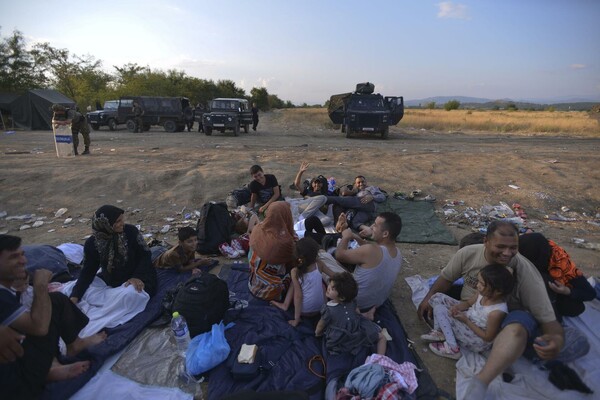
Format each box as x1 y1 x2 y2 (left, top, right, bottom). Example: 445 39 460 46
452 311 468 323
32 269 53 288
258 205 267 214
315 330 323 337
533 333 563 360
288 319 300 327
70 297 79 304
358 225 373 238
191 268 202 275
125 278 145 293
299 161 309 173
417 299 433 322
548 280 571 296
449 304 461 316
341 228 355 240
360 194 373 204
0 326 24 364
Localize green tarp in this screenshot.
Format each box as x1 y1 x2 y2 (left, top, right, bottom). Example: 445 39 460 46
377 198 457 245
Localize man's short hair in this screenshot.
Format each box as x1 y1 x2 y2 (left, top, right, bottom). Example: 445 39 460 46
0 234 22 254
486 220 519 239
178 227 197 241
354 175 366 182
249 165 263 175
379 212 402 240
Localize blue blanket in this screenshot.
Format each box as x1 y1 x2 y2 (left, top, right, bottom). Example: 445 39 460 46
42 269 191 400
208 265 430 399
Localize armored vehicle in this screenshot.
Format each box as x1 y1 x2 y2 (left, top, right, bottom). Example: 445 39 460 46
202 98 253 136
119 96 191 132
86 100 122 131
328 82 404 139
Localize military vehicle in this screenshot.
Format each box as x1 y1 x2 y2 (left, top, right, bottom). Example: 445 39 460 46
119 96 191 132
86 100 122 131
202 98 253 136
328 82 404 139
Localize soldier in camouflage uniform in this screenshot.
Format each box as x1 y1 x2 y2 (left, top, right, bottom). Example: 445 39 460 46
51 104 90 155
132 102 144 133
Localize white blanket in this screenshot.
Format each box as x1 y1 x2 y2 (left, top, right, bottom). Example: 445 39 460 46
406 275 600 400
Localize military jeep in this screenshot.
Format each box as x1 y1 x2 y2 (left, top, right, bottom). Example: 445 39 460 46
86 100 123 131
202 98 253 136
328 82 404 139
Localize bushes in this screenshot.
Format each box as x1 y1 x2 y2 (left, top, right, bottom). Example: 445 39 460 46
444 99 461 111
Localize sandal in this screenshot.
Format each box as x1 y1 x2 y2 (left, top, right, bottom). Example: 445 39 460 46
421 330 445 342
429 341 461 360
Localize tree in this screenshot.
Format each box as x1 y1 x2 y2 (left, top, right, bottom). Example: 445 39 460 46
425 101 436 109
0 29 45 92
250 87 269 110
444 99 460 111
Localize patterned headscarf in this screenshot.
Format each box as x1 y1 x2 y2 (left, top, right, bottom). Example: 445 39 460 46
91 205 127 272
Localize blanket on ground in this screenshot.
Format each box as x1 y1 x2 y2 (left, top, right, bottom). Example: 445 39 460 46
41 269 191 400
207 265 439 399
406 274 600 400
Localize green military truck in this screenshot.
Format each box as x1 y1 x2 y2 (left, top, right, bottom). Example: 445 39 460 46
202 98 253 136
118 96 191 132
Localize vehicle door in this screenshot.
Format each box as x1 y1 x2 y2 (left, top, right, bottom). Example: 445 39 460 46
118 99 134 122
385 96 404 125
238 100 253 125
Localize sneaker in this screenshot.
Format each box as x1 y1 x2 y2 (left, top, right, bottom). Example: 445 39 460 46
230 238 246 256
420 330 445 342
219 243 240 259
429 341 461 360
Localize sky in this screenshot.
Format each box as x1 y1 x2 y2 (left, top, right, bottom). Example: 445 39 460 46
1 0 599 105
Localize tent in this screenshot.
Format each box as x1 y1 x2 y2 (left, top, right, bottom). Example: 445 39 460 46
0 92 20 112
10 89 75 130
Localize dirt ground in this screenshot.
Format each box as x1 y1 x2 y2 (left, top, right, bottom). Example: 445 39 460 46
1 110 599 398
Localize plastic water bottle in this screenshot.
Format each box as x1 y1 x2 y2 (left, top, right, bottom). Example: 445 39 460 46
171 311 191 355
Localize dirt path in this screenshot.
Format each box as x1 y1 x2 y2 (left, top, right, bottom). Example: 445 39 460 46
1 110 599 397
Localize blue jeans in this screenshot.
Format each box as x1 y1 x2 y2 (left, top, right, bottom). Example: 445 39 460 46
501 310 589 363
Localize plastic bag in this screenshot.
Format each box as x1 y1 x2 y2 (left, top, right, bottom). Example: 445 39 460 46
185 321 233 375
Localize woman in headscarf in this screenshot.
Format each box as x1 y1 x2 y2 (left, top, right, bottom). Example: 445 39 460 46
519 232 595 319
63 205 156 337
248 201 296 301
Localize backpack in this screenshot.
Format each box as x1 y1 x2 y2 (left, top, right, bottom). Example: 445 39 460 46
226 186 252 209
173 274 230 337
196 201 235 254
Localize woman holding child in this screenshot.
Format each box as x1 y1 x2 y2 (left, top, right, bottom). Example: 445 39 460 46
248 201 296 301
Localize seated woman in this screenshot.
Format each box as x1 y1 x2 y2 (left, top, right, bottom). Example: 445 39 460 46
519 232 595 319
62 205 157 337
248 202 296 301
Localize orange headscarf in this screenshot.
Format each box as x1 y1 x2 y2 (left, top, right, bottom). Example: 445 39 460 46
249 202 295 264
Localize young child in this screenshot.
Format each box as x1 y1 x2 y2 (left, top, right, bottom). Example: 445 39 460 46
271 237 326 326
152 227 216 273
315 272 386 356
422 264 514 360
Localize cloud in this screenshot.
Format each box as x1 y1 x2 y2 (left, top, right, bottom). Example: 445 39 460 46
570 64 586 70
437 2 470 20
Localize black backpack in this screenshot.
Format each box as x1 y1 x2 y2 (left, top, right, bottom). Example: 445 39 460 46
196 201 235 254
173 274 230 337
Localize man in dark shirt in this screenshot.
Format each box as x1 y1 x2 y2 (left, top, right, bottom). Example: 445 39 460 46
251 102 259 131
248 164 283 214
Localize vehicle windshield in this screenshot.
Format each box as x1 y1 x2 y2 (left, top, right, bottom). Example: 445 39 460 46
103 101 119 110
210 100 240 111
347 97 385 110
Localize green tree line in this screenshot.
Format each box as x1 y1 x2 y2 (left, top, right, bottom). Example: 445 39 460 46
0 29 293 110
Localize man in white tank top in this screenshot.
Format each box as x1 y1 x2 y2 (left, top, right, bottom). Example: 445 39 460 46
333 212 403 313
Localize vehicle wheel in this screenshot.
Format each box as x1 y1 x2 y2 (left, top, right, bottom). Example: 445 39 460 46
163 120 177 133
90 123 99 131
243 124 249 133
345 124 352 138
205 127 212 135
126 119 136 132
143 124 151 131
234 124 240 136
108 119 118 131
381 126 389 139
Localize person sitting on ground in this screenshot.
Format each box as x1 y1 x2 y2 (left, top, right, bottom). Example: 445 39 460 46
151 227 216 274
422 264 513 360
0 234 106 399
315 272 386 356
271 237 326 327
248 165 283 214
291 162 331 225
326 175 386 232
63 205 157 338
333 212 403 319
248 202 297 301
416 220 590 399
519 232 595 319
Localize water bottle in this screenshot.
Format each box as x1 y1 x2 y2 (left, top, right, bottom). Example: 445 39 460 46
171 311 191 355
327 177 336 195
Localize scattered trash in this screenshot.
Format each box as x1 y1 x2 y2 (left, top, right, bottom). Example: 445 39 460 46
55 208 68 218
587 221 600 228
47 229 56 233
546 214 577 222
116 200 123 203
19 225 31 230
0 211 7 218
508 184 520 190
6 214 35 221
574 242 600 251
32 221 44 228
63 218 73 225
160 225 171 233
545 159 559 163
572 238 586 245
561 206 570 212
165 217 175 222
5 131 16 135
0 230 8 234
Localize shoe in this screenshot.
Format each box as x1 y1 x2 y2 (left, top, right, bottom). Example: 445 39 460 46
82 147 90 155
420 330 445 342
230 238 246 256
219 243 240 259
429 342 461 360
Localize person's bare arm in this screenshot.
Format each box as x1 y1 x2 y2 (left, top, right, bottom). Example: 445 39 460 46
533 320 564 360
11 269 53 336
294 162 309 192
454 310 506 342
335 228 373 266
450 292 477 315
0 326 24 363
259 186 281 213
416 276 454 321
315 318 326 336
290 270 303 326
249 193 258 209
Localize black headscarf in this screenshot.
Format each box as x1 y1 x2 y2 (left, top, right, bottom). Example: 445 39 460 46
519 232 552 273
92 205 127 272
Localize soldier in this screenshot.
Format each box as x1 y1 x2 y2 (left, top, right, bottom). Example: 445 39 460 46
195 103 205 133
251 102 259 131
51 104 91 155
132 101 144 133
